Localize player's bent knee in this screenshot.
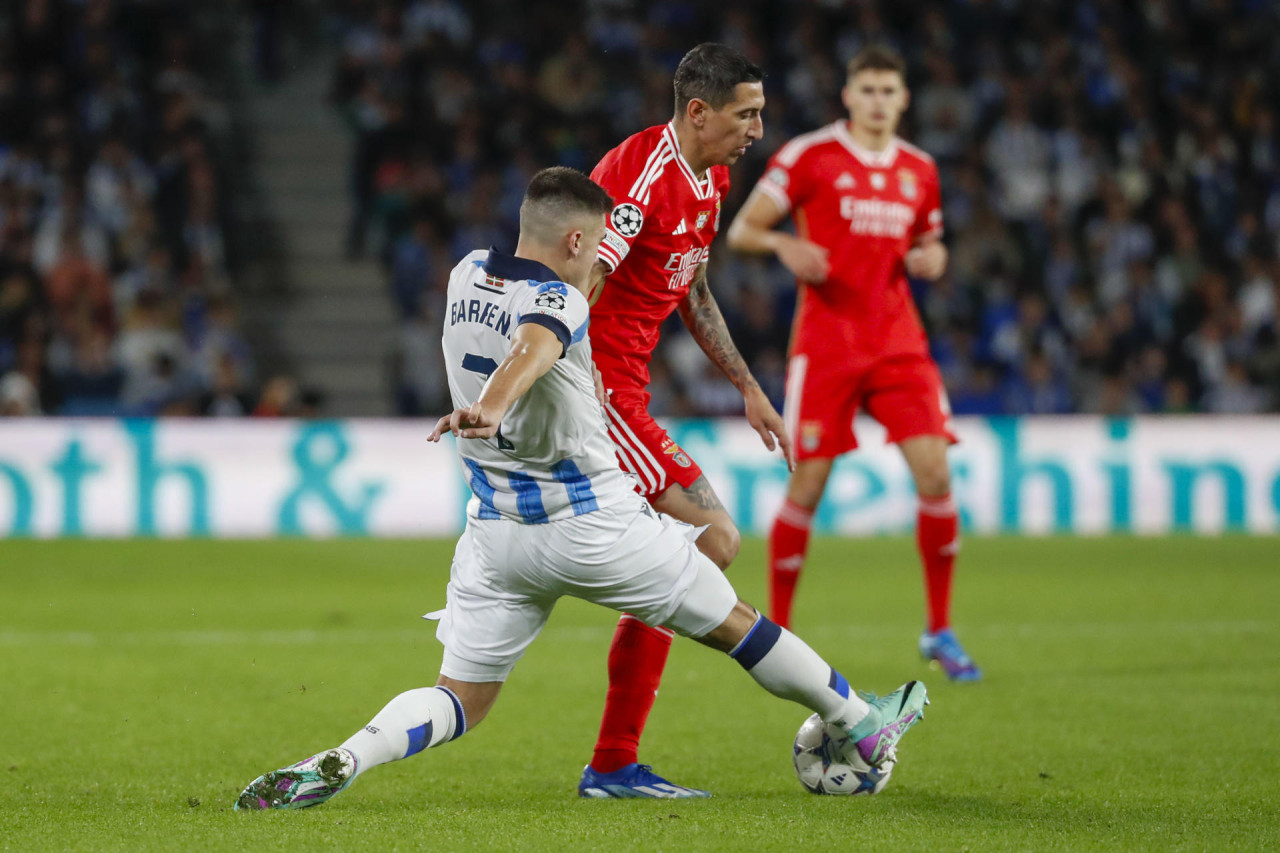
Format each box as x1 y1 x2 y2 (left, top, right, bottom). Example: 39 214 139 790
435 676 502 728
915 466 951 497
664 549 741 641
697 517 740 570
694 599 759 653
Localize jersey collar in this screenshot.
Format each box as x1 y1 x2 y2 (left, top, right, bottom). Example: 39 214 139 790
483 246 561 283
664 122 715 200
833 121 899 168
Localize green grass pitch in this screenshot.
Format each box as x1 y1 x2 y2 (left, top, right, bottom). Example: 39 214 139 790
2 536 1278 851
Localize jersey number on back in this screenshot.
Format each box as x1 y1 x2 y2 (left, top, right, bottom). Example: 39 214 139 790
461 352 514 451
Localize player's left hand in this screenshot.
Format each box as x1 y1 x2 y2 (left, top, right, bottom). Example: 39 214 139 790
428 402 502 441
905 240 947 280
744 387 795 472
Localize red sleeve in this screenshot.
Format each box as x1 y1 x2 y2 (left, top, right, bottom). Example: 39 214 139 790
912 162 944 241
590 142 653 273
753 143 814 216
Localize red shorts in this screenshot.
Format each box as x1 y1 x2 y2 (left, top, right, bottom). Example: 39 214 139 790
784 351 956 461
603 387 703 499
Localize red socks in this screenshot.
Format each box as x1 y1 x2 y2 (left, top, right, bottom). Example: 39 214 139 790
769 499 814 630
917 493 959 633
589 614 674 773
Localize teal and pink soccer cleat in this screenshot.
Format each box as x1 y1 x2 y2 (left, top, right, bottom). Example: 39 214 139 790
919 628 983 682
578 763 711 798
845 680 929 768
234 748 357 811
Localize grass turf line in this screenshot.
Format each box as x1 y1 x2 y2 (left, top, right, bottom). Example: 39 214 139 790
1 536 1278 851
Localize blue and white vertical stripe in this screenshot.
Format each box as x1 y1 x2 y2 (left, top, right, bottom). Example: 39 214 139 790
462 458 603 523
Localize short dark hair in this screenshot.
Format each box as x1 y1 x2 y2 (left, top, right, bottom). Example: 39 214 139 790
673 42 764 114
519 167 613 240
847 44 906 79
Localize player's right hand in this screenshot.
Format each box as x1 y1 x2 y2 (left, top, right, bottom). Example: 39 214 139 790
428 402 502 441
777 236 830 284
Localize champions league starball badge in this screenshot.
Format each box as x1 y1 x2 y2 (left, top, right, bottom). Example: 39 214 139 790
610 202 644 237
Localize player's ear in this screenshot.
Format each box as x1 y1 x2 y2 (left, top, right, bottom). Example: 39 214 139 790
567 228 584 259
686 97 708 128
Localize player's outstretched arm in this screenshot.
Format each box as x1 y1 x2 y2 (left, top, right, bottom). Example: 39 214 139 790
428 323 563 442
678 264 795 470
727 189 829 284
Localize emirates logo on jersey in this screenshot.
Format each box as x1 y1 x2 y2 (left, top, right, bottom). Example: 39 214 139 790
663 246 710 290
840 197 915 238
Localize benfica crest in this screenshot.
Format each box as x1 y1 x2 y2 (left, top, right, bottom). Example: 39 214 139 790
898 169 918 200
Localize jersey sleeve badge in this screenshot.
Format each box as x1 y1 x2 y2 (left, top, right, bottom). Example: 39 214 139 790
610 202 644 237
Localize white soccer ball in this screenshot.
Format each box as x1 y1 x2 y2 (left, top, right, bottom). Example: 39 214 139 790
792 713 894 795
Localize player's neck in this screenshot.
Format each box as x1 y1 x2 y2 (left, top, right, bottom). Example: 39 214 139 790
846 120 894 153
512 240 588 296
671 120 711 179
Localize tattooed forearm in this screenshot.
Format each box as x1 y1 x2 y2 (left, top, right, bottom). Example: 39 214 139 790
677 264 759 393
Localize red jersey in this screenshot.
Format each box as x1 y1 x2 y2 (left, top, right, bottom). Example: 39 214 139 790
590 122 731 390
754 121 943 362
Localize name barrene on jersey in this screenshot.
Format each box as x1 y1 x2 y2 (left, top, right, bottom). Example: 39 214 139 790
449 297 514 337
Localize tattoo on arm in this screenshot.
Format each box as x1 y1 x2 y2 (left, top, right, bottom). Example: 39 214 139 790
677 264 759 393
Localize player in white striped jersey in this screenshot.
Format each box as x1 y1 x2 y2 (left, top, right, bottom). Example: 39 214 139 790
234 167 927 810
440 242 633 523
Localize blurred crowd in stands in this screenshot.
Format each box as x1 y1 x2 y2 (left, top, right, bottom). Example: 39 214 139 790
0 0 301 418
328 0 1280 417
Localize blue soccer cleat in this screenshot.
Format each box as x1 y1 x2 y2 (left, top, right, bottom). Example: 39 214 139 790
845 680 929 768
919 628 983 682
578 763 711 798
234 748 357 811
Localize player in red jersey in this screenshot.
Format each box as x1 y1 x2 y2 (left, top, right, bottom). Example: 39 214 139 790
577 44 795 799
727 45 982 682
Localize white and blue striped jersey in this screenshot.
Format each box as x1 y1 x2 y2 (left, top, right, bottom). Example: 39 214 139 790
442 248 635 524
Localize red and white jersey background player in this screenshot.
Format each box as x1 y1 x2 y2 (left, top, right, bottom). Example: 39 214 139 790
727 45 983 682
575 43 796 798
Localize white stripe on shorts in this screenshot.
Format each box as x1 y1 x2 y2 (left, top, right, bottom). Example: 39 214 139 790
607 420 657 494
605 402 668 494
783 354 808 447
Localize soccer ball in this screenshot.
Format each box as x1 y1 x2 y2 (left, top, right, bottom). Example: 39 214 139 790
792 713 894 795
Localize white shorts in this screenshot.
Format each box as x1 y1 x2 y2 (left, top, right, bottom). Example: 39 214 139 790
434 494 738 682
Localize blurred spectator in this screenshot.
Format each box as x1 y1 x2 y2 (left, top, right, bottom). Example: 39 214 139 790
314 0 1280 417
0 0 263 418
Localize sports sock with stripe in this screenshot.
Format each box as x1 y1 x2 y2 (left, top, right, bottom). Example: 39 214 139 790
340 686 467 777
729 614 870 729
